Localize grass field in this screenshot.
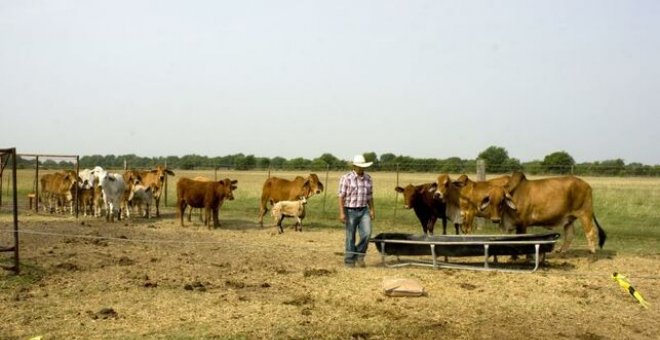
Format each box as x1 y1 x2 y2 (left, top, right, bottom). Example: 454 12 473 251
1 169 659 339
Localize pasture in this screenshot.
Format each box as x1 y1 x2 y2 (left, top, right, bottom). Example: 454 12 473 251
1 170 659 339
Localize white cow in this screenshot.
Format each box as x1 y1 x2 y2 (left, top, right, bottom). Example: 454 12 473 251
93 168 126 222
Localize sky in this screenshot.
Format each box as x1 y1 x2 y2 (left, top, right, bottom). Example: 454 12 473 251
1 1 659 164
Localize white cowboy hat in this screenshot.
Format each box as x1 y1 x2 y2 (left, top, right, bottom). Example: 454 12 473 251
352 154 373 168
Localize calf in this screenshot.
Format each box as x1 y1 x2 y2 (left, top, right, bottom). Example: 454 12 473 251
395 183 456 235
176 177 238 228
271 196 307 233
128 181 154 218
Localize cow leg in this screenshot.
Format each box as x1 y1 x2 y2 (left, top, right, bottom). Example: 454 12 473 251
155 197 160 218
178 201 187 227
296 217 302 232
428 216 437 236
579 214 599 254
258 196 269 227
559 220 576 253
212 207 220 228
454 223 461 235
277 216 285 234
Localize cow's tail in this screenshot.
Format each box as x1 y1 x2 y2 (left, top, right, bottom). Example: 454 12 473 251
594 214 607 249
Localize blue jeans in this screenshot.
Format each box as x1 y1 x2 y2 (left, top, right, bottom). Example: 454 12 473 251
344 207 372 264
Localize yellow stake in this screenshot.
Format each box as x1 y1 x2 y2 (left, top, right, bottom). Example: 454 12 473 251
612 272 649 309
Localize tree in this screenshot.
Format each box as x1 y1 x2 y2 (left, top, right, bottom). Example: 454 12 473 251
363 152 378 168
316 153 341 169
541 151 575 174
478 146 510 173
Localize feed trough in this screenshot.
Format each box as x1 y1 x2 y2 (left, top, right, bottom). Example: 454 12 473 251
370 232 560 273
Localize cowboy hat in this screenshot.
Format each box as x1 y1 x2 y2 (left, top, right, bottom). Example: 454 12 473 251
352 154 373 168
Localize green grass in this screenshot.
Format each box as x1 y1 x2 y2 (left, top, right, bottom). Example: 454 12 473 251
2 169 659 255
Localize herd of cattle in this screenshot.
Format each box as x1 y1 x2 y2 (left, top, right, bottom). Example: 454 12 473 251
37 167 606 254
39 165 175 221
397 172 607 254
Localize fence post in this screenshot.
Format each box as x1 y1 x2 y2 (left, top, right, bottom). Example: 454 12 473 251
476 159 486 181
322 164 330 214
393 163 400 218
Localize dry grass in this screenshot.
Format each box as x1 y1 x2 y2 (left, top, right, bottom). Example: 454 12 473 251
1 213 659 339
1 170 660 338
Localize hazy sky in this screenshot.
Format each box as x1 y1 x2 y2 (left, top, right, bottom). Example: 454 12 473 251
1 1 659 164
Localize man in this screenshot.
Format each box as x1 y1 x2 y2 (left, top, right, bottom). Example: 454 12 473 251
338 154 375 268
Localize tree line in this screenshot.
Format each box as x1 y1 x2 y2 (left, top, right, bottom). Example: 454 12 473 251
14 146 660 177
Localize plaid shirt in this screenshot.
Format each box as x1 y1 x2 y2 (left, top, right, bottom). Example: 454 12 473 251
338 171 373 208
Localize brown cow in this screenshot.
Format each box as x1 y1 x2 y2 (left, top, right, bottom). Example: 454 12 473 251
452 174 511 234
131 165 175 217
481 171 607 254
40 172 79 214
176 177 238 228
395 183 456 235
431 174 510 234
258 174 324 226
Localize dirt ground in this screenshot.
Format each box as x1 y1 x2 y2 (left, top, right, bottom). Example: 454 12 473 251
1 212 659 339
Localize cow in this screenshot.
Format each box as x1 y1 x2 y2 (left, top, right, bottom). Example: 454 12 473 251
127 181 154 218
258 174 324 227
395 183 456 235
451 174 511 234
479 171 607 254
430 174 510 234
76 168 98 216
39 172 79 214
125 165 175 218
271 196 307 233
176 177 238 228
88 167 106 217
76 186 96 217
94 169 126 222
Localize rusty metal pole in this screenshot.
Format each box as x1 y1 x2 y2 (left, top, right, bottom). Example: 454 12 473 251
11 149 19 274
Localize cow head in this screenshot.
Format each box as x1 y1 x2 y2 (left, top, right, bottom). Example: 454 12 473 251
478 186 517 224
395 184 419 209
431 174 454 201
219 178 238 201
307 174 324 196
151 165 175 184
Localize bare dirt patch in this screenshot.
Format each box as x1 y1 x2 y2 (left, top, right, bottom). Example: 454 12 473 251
1 214 659 339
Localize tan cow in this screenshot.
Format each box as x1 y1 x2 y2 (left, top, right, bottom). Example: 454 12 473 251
452 174 511 234
130 165 175 217
481 171 607 254
258 174 324 226
176 177 238 228
431 174 510 234
40 171 79 214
